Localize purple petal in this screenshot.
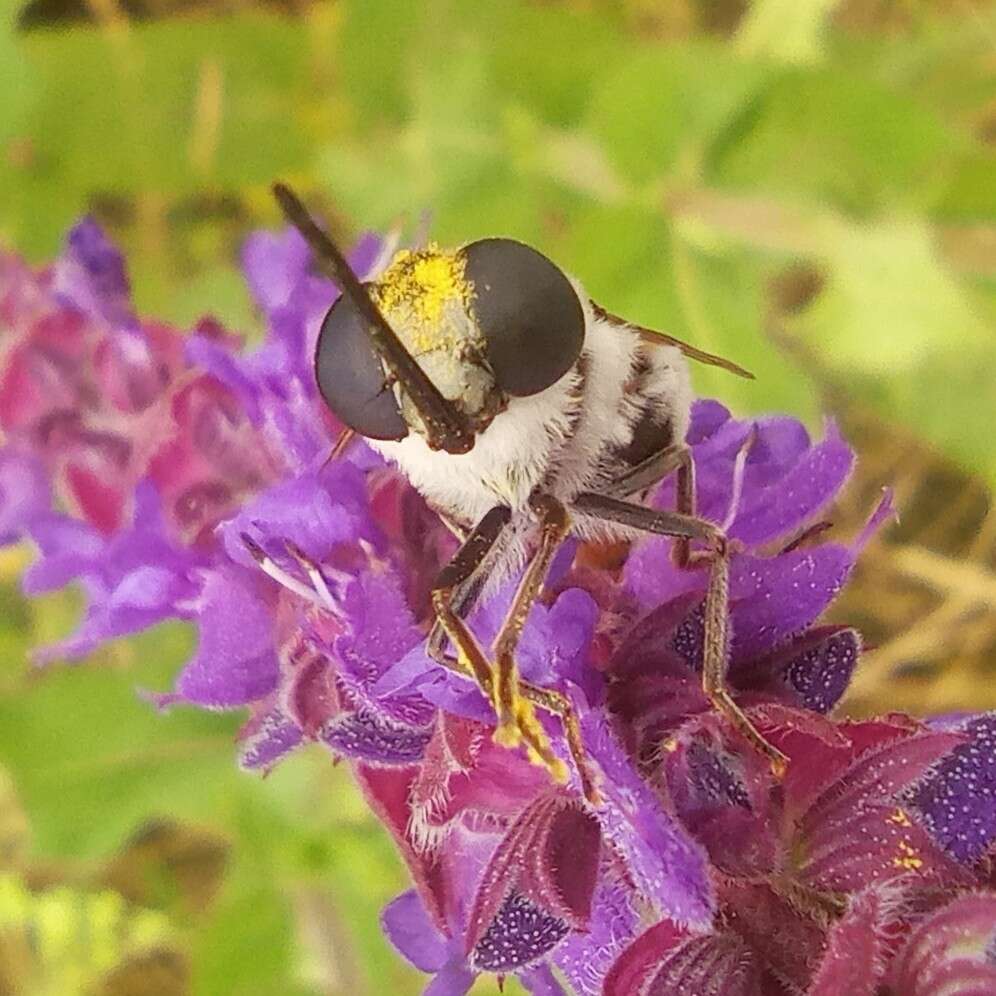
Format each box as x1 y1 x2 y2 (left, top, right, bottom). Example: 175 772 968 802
334 568 423 684
686 399 732 445
241 227 313 315
515 587 599 694
34 563 193 664
726 545 854 661
554 879 639 996
29 483 202 663
52 217 135 328
184 334 262 424
425 964 476 996
909 713 996 863
174 564 279 707
518 964 568 996
727 419 853 545
239 710 304 771
382 890 451 973
583 712 713 926
662 545 855 678
376 644 494 727
0 448 51 545
382 884 478 995
22 513 104 593
220 462 378 568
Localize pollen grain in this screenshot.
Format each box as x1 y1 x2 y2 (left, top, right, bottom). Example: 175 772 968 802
374 246 471 350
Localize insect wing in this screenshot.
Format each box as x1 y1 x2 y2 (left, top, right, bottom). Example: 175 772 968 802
590 301 754 380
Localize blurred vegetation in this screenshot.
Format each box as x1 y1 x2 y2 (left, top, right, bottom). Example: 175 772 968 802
1 0 995 992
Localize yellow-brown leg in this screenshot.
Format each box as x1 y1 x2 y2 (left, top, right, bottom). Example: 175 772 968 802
428 499 600 801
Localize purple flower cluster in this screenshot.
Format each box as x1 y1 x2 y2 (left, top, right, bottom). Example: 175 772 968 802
4 220 996 995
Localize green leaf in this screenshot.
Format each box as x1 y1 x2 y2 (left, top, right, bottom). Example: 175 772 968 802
0 618 240 859
5 14 313 256
710 66 964 215
797 215 996 483
339 0 420 126
0 0 33 146
585 42 772 186
480 1 625 127
555 200 820 423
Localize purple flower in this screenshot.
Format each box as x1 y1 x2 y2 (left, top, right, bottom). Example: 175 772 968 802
4 219 996 994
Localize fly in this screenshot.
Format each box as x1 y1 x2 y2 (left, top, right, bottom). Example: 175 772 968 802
269 182 788 804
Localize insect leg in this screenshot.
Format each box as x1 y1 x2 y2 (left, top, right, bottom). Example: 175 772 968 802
602 443 699 567
489 494 571 769
430 505 511 695
673 448 697 568
426 508 505 669
603 443 689 500
426 571 487 667
428 502 598 799
518 680 600 805
571 492 788 777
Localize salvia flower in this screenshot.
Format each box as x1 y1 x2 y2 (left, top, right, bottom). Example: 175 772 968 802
3 219 996 995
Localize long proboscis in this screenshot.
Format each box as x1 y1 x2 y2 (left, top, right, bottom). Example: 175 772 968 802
272 183 475 454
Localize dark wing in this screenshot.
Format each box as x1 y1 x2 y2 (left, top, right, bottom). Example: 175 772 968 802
590 301 754 380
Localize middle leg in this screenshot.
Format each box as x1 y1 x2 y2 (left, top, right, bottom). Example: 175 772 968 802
601 442 699 568
490 493 599 803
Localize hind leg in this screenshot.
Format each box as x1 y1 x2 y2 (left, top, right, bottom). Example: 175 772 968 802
571 492 788 777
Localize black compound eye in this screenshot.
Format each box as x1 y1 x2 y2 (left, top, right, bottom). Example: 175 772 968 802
314 293 408 441
462 238 585 397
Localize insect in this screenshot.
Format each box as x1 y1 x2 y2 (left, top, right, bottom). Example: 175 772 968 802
271 183 788 804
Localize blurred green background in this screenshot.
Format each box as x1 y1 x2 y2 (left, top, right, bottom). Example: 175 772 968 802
1 0 994 992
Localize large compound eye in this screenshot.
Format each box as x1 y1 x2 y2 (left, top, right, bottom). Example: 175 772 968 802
314 293 408 441
462 239 585 397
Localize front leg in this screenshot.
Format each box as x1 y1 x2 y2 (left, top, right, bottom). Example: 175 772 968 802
426 506 505 670
429 504 567 787
491 494 570 744
571 492 788 777
430 504 511 698
428 499 599 802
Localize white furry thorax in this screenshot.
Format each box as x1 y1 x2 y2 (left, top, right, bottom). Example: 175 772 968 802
368 287 692 572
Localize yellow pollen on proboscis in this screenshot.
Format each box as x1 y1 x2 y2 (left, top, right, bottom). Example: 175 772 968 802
373 245 471 351
892 838 924 871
